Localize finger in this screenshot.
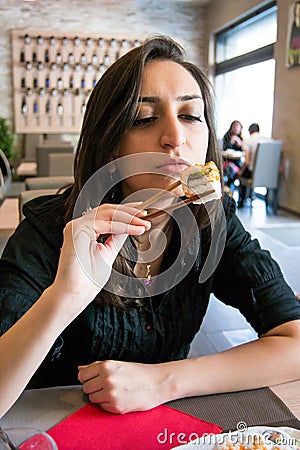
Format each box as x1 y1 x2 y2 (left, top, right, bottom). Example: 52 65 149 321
100 233 129 261
121 201 144 208
95 204 148 223
89 393 128 414
94 202 143 214
86 205 150 233
89 390 110 404
73 231 127 284
97 401 123 414
78 362 103 383
95 220 150 237
104 210 150 228
94 233 128 267
81 376 104 395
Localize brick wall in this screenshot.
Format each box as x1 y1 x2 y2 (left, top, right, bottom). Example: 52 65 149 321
0 0 206 135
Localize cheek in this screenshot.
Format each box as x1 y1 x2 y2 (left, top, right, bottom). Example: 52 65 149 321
119 129 154 157
122 174 153 194
117 152 160 180
118 135 133 158
188 128 209 165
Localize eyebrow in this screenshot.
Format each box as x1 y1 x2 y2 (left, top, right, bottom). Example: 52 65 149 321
138 94 203 103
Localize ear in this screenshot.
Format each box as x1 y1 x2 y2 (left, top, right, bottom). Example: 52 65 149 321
108 161 117 174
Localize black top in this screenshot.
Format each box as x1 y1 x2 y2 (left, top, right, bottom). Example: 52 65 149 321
222 132 243 152
0 191 299 388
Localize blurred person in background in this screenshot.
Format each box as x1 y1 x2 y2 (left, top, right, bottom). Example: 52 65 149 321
222 120 244 188
237 123 268 208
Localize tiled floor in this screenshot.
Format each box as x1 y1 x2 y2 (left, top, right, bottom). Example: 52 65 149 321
0 184 300 357
189 192 300 357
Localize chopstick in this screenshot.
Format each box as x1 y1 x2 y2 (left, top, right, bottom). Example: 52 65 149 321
96 180 182 243
146 189 215 220
138 179 181 209
96 197 197 243
96 186 215 243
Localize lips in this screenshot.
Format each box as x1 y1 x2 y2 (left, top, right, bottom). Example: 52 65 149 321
155 158 190 174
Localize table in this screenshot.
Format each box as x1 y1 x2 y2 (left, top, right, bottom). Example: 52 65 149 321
272 380 300 419
1 381 300 433
220 149 244 160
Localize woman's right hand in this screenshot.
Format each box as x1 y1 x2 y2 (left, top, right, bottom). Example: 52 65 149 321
53 203 151 304
230 134 242 147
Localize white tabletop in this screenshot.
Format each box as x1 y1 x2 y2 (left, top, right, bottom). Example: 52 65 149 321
1 380 300 432
271 379 300 420
221 149 244 160
1 386 84 431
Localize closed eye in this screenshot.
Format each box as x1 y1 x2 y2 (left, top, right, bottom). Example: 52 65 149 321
179 114 203 122
132 117 157 127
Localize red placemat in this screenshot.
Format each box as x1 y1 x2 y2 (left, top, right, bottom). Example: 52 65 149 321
47 403 222 449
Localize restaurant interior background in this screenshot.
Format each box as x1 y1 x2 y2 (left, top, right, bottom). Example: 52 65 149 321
0 0 299 214
0 0 299 364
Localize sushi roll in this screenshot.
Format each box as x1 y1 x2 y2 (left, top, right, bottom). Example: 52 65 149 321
180 161 221 203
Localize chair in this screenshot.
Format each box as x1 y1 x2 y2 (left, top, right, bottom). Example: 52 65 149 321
48 153 74 176
18 189 58 222
20 175 74 222
0 149 12 201
238 140 282 212
0 167 5 202
18 185 70 222
25 175 74 191
36 143 74 176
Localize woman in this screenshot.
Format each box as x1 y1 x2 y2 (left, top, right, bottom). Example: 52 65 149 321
1 36 300 418
222 120 243 152
222 120 244 187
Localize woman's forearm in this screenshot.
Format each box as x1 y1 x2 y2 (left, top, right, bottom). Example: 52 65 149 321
0 203 151 418
160 321 300 403
0 284 88 418
77 321 300 415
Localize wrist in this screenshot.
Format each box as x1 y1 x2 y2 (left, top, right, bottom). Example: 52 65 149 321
154 360 192 403
44 282 97 324
156 358 208 403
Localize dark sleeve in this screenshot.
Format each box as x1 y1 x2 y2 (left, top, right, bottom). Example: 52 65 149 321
222 133 229 151
212 198 300 335
0 218 61 342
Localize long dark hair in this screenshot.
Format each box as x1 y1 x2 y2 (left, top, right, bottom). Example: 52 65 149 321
63 35 223 307
222 120 243 150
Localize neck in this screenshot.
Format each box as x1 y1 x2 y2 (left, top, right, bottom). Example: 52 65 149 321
132 216 173 282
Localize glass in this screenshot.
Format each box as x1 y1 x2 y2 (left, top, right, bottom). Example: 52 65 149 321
216 6 277 63
214 59 275 139
0 427 57 450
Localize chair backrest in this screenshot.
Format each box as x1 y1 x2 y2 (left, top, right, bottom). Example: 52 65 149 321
0 167 5 202
36 143 74 176
252 140 282 189
0 149 12 198
25 175 74 190
48 152 74 176
0 149 11 179
19 188 64 222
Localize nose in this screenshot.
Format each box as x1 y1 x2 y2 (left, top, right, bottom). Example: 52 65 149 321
160 114 186 152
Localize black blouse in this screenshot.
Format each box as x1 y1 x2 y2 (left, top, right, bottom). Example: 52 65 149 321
0 191 299 389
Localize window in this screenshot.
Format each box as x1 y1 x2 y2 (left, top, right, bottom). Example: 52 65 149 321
214 2 277 139
216 5 277 64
